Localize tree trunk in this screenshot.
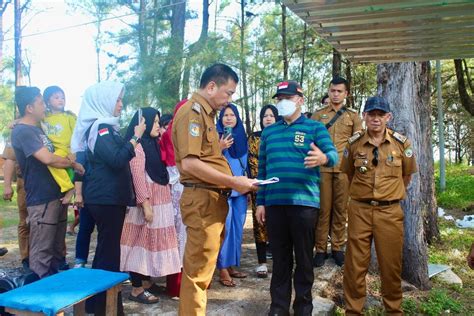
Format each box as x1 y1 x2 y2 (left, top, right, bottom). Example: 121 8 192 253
160 0 186 110
345 61 354 108
299 23 307 86
332 48 341 78
95 22 101 82
14 0 22 86
181 0 209 100
281 4 288 81
240 0 250 132
454 59 474 116
377 62 436 290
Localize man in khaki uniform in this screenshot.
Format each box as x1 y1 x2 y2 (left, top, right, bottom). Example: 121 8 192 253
172 63 257 316
341 96 417 315
2 139 29 267
311 77 362 267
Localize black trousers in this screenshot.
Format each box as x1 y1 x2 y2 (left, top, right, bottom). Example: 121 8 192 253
85 204 126 316
266 205 319 316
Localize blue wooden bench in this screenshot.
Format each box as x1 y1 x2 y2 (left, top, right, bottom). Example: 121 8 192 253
0 268 128 316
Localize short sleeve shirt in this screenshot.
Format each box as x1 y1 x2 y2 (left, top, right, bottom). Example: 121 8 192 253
341 128 417 201
42 111 76 154
2 138 22 177
172 92 232 186
11 124 61 206
312 106 363 172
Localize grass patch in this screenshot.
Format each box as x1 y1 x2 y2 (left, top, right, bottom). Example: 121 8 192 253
0 183 76 229
435 163 474 210
428 218 474 314
0 183 20 229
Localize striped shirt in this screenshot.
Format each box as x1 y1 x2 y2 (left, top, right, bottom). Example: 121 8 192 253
256 114 338 208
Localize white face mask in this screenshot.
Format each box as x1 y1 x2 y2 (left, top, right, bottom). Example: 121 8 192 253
276 99 297 117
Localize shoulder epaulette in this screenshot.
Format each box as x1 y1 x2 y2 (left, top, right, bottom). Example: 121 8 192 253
315 105 329 112
348 130 364 144
346 107 357 113
392 131 407 144
191 103 201 114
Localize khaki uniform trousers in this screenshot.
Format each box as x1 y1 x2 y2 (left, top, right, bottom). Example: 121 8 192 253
315 172 349 252
17 178 29 261
178 187 228 316
343 200 404 315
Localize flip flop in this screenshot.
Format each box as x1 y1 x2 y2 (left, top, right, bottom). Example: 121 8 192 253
229 271 247 279
129 290 160 304
219 279 236 287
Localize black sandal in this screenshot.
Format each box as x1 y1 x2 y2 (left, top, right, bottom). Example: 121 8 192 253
145 284 167 296
129 290 159 304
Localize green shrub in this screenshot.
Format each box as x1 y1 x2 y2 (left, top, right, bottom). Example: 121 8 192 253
419 289 463 315
401 298 418 315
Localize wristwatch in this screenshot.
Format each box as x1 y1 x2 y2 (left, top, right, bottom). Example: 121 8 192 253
131 135 140 143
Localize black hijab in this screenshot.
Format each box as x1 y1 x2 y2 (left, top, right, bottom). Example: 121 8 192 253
125 107 169 185
253 104 280 137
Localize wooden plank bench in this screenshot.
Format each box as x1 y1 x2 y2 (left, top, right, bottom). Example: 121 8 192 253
0 268 129 316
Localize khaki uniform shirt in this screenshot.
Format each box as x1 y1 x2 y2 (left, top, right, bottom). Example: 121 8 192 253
312 106 362 172
172 92 232 186
2 139 22 177
341 128 417 201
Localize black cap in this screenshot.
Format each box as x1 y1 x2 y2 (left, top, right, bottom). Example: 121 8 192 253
363 96 390 113
272 80 304 98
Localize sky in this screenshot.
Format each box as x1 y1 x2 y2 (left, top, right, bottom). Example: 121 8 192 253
2 0 238 114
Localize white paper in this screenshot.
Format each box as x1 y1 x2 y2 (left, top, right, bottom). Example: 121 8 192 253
255 177 280 186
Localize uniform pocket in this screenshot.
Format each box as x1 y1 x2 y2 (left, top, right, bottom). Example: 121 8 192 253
385 155 402 177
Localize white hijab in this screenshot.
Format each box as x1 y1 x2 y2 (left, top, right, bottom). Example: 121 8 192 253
71 81 124 154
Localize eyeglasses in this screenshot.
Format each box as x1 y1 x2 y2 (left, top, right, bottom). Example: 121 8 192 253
372 147 379 166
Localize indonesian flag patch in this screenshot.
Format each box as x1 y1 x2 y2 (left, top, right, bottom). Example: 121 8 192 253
277 81 288 90
98 128 109 136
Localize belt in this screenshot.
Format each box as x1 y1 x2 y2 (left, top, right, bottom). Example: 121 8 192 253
354 199 400 206
182 183 231 198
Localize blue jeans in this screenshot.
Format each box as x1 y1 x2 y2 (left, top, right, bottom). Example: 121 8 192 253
75 206 95 264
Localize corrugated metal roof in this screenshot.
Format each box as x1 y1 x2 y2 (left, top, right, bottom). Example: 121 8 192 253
284 0 474 63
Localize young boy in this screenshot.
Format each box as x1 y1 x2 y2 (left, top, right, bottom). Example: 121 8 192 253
42 86 77 204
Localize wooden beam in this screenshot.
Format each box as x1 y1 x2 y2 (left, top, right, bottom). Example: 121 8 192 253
314 19 474 36
286 0 472 17
350 52 474 63
333 34 474 49
339 43 474 54
323 26 474 42
304 5 474 26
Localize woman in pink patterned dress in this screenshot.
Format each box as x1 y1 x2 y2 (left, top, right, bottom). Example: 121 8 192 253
120 107 181 304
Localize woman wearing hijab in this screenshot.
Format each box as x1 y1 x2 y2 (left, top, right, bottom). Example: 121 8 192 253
247 105 279 278
159 99 187 298
121 108 181 304
71 81 145 315
216 103 249 287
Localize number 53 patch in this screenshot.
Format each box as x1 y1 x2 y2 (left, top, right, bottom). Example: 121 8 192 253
294 132 305 147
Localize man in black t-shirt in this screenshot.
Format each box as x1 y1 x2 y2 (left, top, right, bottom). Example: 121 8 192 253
11 87 83 278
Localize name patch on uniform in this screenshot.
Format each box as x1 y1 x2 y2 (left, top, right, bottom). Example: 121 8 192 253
321 114 328 119
189 122 200 137
294 131 305 146
98 128 109 136
404 147 413 158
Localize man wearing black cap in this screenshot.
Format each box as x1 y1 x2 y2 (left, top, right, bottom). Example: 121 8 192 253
340 96 417 315
256 80 338 316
